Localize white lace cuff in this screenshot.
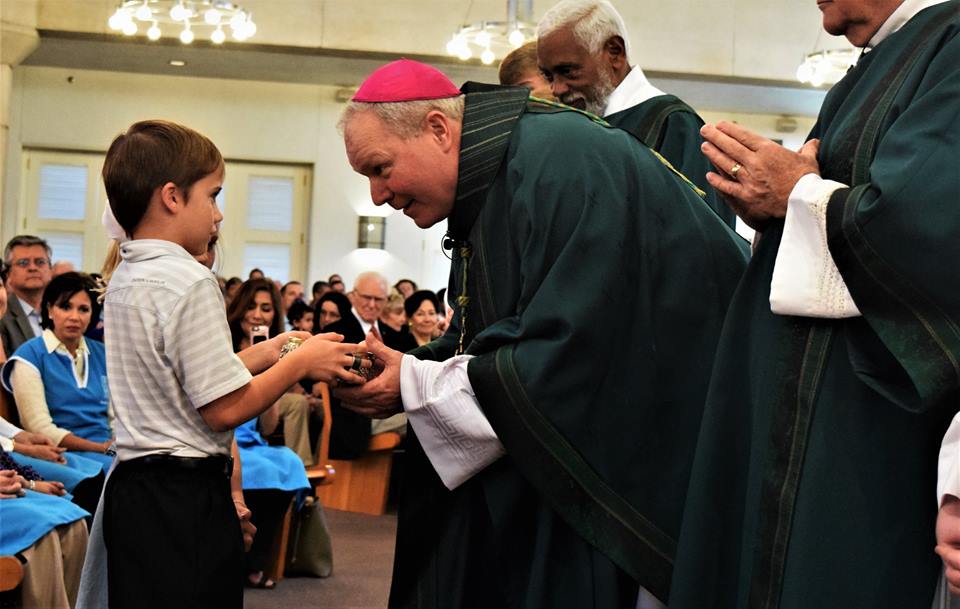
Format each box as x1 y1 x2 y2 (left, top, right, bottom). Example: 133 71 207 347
400 354 505 490
770 173 861 318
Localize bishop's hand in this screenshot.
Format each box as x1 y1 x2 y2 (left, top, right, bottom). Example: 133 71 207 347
334 332 403 419
700 121 820 232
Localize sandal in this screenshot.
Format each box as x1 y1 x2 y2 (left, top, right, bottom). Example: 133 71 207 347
246 572 276 590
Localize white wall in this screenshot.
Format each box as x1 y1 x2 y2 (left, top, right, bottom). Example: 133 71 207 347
3 65 452 291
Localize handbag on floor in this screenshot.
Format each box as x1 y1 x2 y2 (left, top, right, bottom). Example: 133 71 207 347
285 496 333 577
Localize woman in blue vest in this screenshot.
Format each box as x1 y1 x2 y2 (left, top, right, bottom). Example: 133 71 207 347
2 272 113 471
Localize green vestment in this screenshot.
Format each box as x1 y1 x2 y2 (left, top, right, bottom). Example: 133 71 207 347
670 3 960 608
388 84 748 609
606 95 736 228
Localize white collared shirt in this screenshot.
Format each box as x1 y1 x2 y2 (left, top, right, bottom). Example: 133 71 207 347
603 66 666 118
17 296 43 339
352 307 374 336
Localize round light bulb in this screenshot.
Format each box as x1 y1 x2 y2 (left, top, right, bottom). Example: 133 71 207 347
204 8 221 25
179 27 194 44
230 12 246 31
509 29 525 48
476 30 491 48
135 3 152 21
796 63 812 83
809 70 825 87
446 38 458 56
480 48 495 65
108 10 127 30
457 46 472 61
169 3 185 21
211 27 226 44
243 20 256 37
147 24 162 40
232 27 248 41
122 21 138 36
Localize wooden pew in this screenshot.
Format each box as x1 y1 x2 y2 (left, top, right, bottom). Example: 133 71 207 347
0 555 23 593
314 383 402 516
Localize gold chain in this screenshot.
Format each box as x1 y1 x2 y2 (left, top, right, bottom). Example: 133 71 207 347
455 244 472 356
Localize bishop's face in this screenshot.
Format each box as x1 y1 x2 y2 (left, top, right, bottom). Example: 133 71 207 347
817 0 904 46
345 110 460 229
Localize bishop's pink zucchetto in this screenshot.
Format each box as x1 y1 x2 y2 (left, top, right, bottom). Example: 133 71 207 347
352 59 461 103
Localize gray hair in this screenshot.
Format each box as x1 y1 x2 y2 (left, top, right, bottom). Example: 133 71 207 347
538 0 632 61
353 271 389 295
4 235 52 265
338 96 466 140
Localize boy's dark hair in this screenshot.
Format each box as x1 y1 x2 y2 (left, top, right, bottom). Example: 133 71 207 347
286 300 312 325
311 280 329 296
40 272 102 331
102 120 223 235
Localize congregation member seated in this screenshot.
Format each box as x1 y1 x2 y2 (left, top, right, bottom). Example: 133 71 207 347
3 272 114 471
286 299 314 333
309 280 331 307
0 414 102 514
223 276 242 307
313 291 352 332
0 235 53 357
404 290 442 348
0 453 89 609
378 290 412 349
227 279 315 465
393 278 417 300
234 412 310 589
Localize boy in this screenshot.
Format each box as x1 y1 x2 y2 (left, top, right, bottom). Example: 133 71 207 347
100 120 365 608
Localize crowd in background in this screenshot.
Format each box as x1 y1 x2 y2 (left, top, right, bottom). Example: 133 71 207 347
0 231 448 606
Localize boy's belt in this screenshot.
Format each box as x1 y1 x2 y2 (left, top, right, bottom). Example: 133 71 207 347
123 454 233 478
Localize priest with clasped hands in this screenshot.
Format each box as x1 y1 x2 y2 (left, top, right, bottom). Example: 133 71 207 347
334 59 747 609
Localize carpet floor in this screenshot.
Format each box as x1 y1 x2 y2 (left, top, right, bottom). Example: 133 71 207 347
245 508 397 609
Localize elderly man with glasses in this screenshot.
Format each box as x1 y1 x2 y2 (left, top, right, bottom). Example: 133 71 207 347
321 271 409 457
0 235 53 357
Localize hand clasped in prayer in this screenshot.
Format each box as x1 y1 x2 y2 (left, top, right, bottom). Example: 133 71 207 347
699 121 821 231
334 332 403 419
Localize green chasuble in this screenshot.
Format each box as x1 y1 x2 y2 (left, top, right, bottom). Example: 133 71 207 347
606 95 736 229
388 84 748 609
670 3 960 608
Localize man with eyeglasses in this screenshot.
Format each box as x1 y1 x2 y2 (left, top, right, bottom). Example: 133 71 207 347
0 235 53 357
322 271 409 458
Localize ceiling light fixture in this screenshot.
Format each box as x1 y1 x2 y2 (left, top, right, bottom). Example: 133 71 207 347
447 0 535 65
107 1 256 45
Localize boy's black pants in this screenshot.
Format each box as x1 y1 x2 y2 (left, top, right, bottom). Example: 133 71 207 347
103 456 243 609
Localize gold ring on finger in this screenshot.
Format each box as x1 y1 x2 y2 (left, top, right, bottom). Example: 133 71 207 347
730 162 742 180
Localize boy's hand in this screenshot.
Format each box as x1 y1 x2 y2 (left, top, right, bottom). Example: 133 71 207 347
234 499 257 552
289 333 370 385
937 494 960 594
237 331 312 375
